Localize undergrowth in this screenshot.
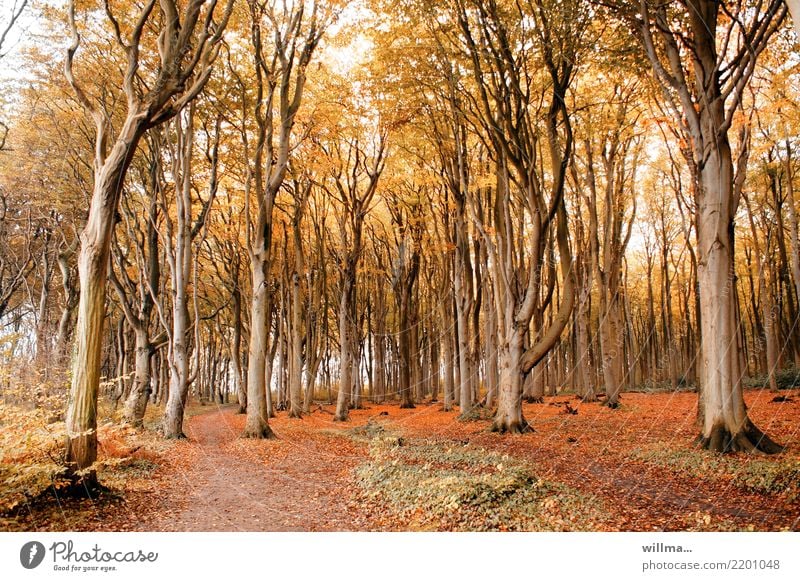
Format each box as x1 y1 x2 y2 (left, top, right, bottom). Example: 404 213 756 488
629 446 800 498
743 368 800 390
353 431 609 531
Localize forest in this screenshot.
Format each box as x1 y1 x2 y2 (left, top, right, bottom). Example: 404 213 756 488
0 0 799 532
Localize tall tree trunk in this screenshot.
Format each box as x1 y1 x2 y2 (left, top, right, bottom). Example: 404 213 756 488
65 116 145 485
288 271 303 418
243 259 275 437
334 277 354 421
696 149 780 452
231 283 246 413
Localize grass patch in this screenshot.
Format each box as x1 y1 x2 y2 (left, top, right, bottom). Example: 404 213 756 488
354 435 609 531
629 446 800 498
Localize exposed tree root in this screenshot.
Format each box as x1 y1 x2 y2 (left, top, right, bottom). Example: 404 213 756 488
525 396 544 404
697 421 784 454
490 418 533 434
241 425 277 439
604 400 620 409
59 467 106 499
399 402 416 409
165 432 188 440
333 412 350 422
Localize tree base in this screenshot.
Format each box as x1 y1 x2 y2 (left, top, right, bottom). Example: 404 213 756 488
163 431 187 439
525 396 544 404
697 421 783 454
490 418 533 434
603 400 620 409
241 423 276 439
333 411 349 422
60 473 107 499
236 406 246 414
287 410 303 419
399 402 416 409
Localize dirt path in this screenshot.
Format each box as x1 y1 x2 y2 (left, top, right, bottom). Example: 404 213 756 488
141 407 371 532
138 397 797 532
8 393 795 532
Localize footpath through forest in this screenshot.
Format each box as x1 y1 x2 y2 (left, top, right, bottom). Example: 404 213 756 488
139 391 799 532
138 407 373 531
5 392 798 531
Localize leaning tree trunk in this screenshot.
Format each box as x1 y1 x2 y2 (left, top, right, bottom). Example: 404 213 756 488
65 241 106 487
65 117 145 487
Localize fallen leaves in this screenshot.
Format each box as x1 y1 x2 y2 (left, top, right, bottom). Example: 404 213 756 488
3 388 798 532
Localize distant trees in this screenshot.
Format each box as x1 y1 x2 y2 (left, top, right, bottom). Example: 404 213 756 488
0 0 796 472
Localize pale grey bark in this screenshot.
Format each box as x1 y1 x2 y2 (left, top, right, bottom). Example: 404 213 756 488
242 0 326 437
631 0 785 452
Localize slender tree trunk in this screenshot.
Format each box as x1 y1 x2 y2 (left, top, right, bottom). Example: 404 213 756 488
243 259 276 437
440 294 455 412
288 272 303 418
231 284 246 413
334 277 354 421
55 246 78 364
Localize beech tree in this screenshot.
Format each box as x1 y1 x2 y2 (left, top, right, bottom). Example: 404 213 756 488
109 137 162 427
240 0 327 438
612 0 787 452
63 0 234 486
446 0 582 432
325 130 387 421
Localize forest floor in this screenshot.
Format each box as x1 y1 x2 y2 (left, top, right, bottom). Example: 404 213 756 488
3 389 799 531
